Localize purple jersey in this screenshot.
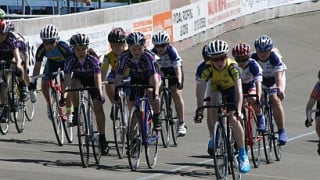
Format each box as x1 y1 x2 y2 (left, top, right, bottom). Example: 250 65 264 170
117 50 157 82
0 32 19 61
64 54 101 80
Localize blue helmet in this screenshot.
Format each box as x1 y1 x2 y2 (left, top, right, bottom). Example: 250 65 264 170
254 35 273 51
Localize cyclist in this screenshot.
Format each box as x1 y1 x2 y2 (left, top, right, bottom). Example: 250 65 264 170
63 33 108 155
101 27 127 120
194 39 250 173
0 20 29 121
251 35 288 145
114 31 161 130
232 42 265 131
29 24 73 121
151 30 187 136
305 70 320 155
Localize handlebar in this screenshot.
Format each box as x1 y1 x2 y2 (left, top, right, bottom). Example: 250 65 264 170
115 84 156 100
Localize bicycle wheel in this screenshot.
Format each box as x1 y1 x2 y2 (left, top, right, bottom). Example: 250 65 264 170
213 121 228 179
89 105 101 164
113 103 126 159
127 108 141 171
24 92 35 121
49 90 65 146
248 110 262 168
263 107 272 164
0 105 9 135
229 127 241 180
77 104 90 168
170 98 179 146
145 109 159 169
12 81 25 133
270 118 281 161
160 90 170 148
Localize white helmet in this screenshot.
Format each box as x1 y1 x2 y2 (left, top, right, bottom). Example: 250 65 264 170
152 31 170 45
206 40 229 57
40 24 59 41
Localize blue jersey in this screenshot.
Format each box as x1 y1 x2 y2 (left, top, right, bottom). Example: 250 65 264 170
195 60 206 82
35 41 72 62
117 49 157 83
151 44 182 68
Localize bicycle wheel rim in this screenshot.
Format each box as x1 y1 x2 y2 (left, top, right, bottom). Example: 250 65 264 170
272 124 282 161
50 91 64 146
127 109 141 171
12 81 25 133
24 99 35 121
263 108 272 164
0 106 9 135
77 104 89 168
145 110 159 169
249 110 262 168
213 122 228 179
160 91 170 148
113 104 126 159
229 131 241 180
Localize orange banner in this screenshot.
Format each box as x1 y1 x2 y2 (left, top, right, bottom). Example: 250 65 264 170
152 11 173 42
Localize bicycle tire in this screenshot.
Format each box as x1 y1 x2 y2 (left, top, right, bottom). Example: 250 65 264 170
170 97 179 146
0 105 9 135
113 103 126 159
248 109 262 168
77 103 90 168
49 90 65 146
89 104 101 164
263 107 272 164
213 121 228 179
229 126 241 180
12 80 25 133
270 118 281 161
145 109 159 169
24 92 35 121
160 90 170 148
127 108 141 171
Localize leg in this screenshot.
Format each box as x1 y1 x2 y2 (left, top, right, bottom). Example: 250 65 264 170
270 94 287 144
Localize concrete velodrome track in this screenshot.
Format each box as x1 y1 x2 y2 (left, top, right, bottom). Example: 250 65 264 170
0 10 319 180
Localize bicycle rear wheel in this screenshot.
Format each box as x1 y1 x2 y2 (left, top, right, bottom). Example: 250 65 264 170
248 110 262 168
113 103 126 159
49 90 65 146
77 104 90 168
263 107 272 164
213 121 228 179
127 108 141 171
12 81 25 133
145 110 159 169
229 127 241 180
160 91 170 148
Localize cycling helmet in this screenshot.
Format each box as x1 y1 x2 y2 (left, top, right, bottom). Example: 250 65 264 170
0 9 5 19
126 32 145 46
206 40 229 57
69 33 90 47
152 31 170 45
202 43 209 60
0 20 10 34
254 35 273 51
232 42 251 58
108 27 126 43
40 24 59 41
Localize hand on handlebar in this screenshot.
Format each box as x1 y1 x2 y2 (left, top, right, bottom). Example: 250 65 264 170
194 109 204 123
305 118 313 128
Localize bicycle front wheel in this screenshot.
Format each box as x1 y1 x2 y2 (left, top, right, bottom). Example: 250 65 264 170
229 127 241 180
24 93 35 121
145 110 159 169
248 110 262 168
113 103 126 159
12 81 25 133
160 90 170 148
127 108 141 171
213 121 228 179
263 107 272 164
0 105 9 135
50 90 65 146
77 104 90 168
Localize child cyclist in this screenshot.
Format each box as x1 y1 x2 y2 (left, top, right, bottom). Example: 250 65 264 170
194 40 250 173
101 27 127 120
232 42 265 131
251 35 288 145
305 70 320 155
63 33 108 155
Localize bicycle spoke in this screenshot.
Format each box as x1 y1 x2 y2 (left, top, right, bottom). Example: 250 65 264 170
127 110 141 171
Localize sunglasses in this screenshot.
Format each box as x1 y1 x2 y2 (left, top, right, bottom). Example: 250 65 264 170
235 57 249 63
210 56 227 62
43 40 56 45
74 46 88 51
155 44 167 48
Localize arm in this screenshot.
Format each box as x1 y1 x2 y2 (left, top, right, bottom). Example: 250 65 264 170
234 78 243 114
196 79 207 108
306 97 316 121
94 72 103 97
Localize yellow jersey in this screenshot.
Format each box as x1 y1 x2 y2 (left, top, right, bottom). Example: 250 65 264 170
101 51 118 73
200 58 241 92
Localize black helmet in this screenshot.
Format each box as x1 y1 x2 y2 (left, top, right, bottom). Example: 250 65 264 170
108 27 126 43
70 33 90 47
